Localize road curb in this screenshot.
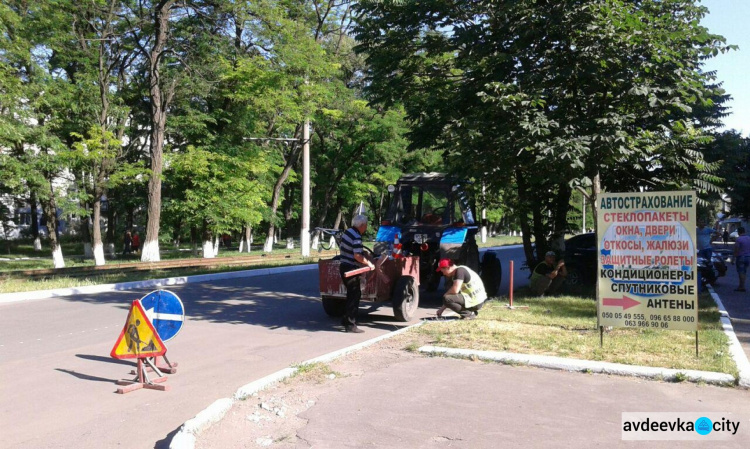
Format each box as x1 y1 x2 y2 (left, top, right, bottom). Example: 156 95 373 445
418 345 735 386
707 285 750 388
0 263 317 304
168 320 426 449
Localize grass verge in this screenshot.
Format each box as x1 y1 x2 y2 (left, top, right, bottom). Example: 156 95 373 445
407 290 737 378
0 260 313 294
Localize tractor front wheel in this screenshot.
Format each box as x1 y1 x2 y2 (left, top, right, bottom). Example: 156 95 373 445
392 276 419 322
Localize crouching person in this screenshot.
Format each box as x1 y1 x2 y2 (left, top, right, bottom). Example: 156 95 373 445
529 251 567 296
436 259 488 320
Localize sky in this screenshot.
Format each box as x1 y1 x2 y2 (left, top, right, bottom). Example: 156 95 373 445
700 0 750 136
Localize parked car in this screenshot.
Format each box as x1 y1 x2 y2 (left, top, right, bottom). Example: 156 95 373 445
563 232 597 286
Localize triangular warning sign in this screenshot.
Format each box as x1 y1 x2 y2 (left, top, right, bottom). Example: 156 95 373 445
110 300 167 359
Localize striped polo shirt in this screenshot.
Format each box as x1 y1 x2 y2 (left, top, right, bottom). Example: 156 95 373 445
340 227 363 267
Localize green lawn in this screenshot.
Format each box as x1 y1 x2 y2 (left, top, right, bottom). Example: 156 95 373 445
408 290 737 378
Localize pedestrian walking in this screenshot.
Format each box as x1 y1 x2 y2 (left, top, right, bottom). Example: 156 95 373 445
733 227 750 292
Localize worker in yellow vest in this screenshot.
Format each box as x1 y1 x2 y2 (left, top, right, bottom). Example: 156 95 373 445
436 258 488 320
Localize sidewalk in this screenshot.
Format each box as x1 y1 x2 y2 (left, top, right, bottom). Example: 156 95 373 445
709 247 750 361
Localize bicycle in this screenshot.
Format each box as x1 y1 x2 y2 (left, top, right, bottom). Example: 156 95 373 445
314 227 344 252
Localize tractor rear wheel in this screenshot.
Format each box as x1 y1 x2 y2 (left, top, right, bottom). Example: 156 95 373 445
480 252 502 297
392 276 419 322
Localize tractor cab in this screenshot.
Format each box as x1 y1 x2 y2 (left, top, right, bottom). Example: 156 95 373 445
376 173 500 293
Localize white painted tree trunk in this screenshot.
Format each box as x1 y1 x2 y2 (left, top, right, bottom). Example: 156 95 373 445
239 239 244 252
84 242 94 259
243 226 253 253
264 235 273 252
202 239 215 258
329 235 337 249
286 237 294 249
311 232 320 250
105 243 115 257
213 236 220 257
33 237 42 251
141 240 160 261
52 245 65 268
93 242 105 266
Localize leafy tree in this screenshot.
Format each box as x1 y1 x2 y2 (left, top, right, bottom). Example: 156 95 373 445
355 0 732 264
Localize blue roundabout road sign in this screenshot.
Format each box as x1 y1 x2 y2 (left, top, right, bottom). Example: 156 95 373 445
139 290 185 342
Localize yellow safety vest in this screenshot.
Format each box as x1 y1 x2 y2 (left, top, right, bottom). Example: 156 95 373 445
456 265 487 307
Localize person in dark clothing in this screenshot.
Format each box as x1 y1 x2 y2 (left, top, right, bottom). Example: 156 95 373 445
338 214 374 333
122 230 132 256
529 251 567 296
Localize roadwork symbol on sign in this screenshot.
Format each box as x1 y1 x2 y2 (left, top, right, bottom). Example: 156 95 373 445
110 300 167 359
139 290 185 342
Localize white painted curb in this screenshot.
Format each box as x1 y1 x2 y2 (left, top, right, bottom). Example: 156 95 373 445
418 345 736 386
0 263 317 304
707 285 750 388
168 320 426 449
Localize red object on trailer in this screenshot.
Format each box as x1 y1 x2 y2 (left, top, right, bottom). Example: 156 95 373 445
318 255 421 322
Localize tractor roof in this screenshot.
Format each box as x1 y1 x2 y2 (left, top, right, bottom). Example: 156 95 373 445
397 172 456 187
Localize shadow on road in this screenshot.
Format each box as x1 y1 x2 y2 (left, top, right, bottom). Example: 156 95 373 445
50 270 446 334
154 426 180 449
76 353 136 366
55 368 118 383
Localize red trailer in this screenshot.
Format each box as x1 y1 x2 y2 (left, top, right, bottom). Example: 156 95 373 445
318 255 420 322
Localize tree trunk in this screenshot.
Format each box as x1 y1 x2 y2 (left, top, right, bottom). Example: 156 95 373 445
515 169 536 267
41 181 64 269
240 225 253 252
30 192 41 251
141 0 177 263
592 172 601 232
81 200 93 259
201 221 214 258
330 208 343 249
190 225 199 256
106 205 116 257
264 129 303 252
283 183 296 238
173 217 182 248
92 193 106 266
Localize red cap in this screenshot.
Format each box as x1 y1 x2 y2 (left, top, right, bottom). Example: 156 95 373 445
436 258 453 272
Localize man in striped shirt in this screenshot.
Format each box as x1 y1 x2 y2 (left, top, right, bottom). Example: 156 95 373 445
339 214 375 333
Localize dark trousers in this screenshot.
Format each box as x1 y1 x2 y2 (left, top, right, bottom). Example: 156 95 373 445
444 293 484 318
340 264 362 326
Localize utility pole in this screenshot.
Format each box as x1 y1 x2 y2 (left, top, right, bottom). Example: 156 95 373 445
245 123 312 258
301 120 311 257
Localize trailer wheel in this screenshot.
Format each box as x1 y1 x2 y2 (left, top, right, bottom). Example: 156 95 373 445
480 252 502 297
392 276 419 322
322 296 346 317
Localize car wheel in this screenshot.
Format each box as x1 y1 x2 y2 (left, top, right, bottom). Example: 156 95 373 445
392 276 419 322
322 296 346 317
480 252 502 297
566 268 583 286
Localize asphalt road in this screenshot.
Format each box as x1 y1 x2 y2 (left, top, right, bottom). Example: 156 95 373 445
0 246 528 449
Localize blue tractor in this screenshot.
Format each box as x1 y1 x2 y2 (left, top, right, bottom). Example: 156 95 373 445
375 173 502 296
